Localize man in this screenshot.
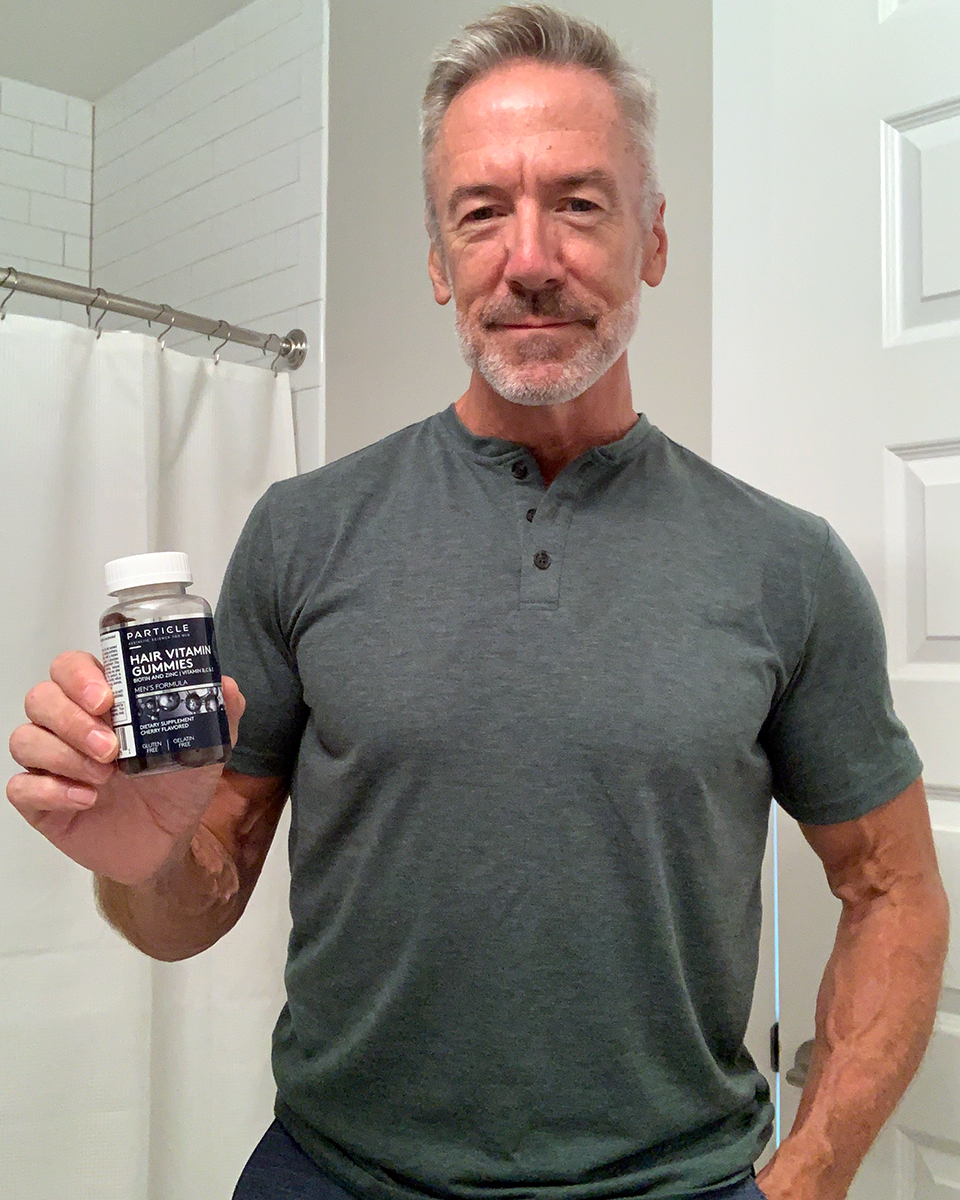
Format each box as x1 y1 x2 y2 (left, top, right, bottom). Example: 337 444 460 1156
6 6 949 1200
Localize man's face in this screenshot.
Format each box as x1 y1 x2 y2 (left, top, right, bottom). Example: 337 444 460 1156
427 60 667 407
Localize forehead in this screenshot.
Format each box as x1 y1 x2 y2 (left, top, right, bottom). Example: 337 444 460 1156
434 60 635 187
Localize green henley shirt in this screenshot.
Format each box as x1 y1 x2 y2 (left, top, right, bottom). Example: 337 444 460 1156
216 405 922 1200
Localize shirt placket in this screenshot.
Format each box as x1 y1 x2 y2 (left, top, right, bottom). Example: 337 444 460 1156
506 453 588 610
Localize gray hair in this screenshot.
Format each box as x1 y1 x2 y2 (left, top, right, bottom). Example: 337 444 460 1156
420 4 661 248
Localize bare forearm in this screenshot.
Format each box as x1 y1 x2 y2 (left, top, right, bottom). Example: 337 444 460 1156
94 822 243 961
93 769 287 961
759 882 949 1199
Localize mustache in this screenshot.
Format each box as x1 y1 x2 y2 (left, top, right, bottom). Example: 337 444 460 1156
481 293 599 329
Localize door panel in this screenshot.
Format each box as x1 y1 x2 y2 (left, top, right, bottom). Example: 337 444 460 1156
713 0 960 1193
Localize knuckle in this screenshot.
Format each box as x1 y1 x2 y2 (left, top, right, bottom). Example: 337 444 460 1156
24 680 58 722
6 772 35 809
7 775 57 825
8 724 32 764
50 650 75 676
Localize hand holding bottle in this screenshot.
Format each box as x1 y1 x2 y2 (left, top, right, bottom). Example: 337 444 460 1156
7 552 245 887
7 648 245 884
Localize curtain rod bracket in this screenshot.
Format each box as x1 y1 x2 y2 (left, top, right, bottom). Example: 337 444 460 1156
281 329 308 371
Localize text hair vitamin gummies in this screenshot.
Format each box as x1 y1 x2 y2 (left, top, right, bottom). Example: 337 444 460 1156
99 552 231 775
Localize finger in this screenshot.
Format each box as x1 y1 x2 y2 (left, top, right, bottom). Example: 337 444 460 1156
7 770 99 821
23 680 118 763
8 723 115 786
49 651 114 716
221 676 246 747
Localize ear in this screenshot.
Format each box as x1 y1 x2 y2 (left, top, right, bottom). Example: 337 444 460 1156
428 242 452 305
640 196 668 289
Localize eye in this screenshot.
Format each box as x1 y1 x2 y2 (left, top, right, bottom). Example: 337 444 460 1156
464 205 498 223
564 197 599 213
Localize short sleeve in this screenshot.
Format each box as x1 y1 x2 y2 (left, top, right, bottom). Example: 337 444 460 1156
215 487 308 778
761 522 922 825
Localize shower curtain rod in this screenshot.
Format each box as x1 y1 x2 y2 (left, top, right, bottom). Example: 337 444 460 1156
0 266 307 370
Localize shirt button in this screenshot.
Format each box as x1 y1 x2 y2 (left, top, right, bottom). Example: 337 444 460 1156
533 551 551 570
511 461 529 480
525 508 537 522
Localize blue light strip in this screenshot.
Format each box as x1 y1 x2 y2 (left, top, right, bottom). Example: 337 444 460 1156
772 803 781 1145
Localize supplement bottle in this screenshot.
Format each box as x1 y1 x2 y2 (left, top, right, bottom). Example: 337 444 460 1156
99 552 231 775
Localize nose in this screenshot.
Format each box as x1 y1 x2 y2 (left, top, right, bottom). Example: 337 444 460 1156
503 200 564 296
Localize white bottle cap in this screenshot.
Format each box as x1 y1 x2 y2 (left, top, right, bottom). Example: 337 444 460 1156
105 552 192 595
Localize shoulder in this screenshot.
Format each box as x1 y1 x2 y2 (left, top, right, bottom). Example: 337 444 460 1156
235 412 447 601
641 426 830 570
265 412 443 518
251 412 449 556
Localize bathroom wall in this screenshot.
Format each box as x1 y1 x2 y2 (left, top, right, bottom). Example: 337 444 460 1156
91 0 325 470
0 77 92 324
324 0 712 463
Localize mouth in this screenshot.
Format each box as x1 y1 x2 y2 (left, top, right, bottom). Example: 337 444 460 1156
493 321 578 330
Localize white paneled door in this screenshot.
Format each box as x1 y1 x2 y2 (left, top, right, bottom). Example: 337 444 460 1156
713 0 960 1196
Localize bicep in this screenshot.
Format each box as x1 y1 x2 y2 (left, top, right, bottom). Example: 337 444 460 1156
799 776 942 907
763 522 922 826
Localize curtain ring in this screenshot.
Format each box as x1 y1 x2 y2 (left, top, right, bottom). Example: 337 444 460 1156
155 306 175 349
95 297 110 337
0 268 18 320
86 288 109 338
210 320 230 365
269 342 284 375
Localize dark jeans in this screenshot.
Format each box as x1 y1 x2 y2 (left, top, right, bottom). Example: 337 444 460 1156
232 1120 768 1200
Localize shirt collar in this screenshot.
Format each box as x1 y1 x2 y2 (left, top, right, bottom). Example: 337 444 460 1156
435 402 655 470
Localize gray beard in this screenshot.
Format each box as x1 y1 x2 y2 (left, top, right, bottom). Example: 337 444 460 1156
455 287 641 408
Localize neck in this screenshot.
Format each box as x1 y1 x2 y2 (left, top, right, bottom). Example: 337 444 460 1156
455 354 637 485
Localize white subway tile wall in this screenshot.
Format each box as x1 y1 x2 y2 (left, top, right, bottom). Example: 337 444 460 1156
92 0 324 458
0 77 92 323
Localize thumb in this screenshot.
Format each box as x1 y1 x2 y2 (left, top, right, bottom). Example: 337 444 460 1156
221 676 246 747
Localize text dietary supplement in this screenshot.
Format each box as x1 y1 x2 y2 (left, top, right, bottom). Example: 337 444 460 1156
99 552 230 775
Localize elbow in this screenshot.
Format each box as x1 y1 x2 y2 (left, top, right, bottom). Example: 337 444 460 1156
897 876 950 979
134 938 219 963
929 878 951 962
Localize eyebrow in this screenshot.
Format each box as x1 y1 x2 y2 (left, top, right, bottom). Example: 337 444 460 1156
445 169 619 219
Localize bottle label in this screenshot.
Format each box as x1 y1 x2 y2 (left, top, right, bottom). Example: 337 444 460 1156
99 615 229 760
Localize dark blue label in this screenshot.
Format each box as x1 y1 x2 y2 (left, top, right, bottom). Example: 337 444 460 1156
110 614 229 759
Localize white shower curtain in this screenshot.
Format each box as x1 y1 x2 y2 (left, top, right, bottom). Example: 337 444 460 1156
0 313 299 1200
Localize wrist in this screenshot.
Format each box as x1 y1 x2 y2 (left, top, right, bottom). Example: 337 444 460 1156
145 823 240 914
757 1133 844 1200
